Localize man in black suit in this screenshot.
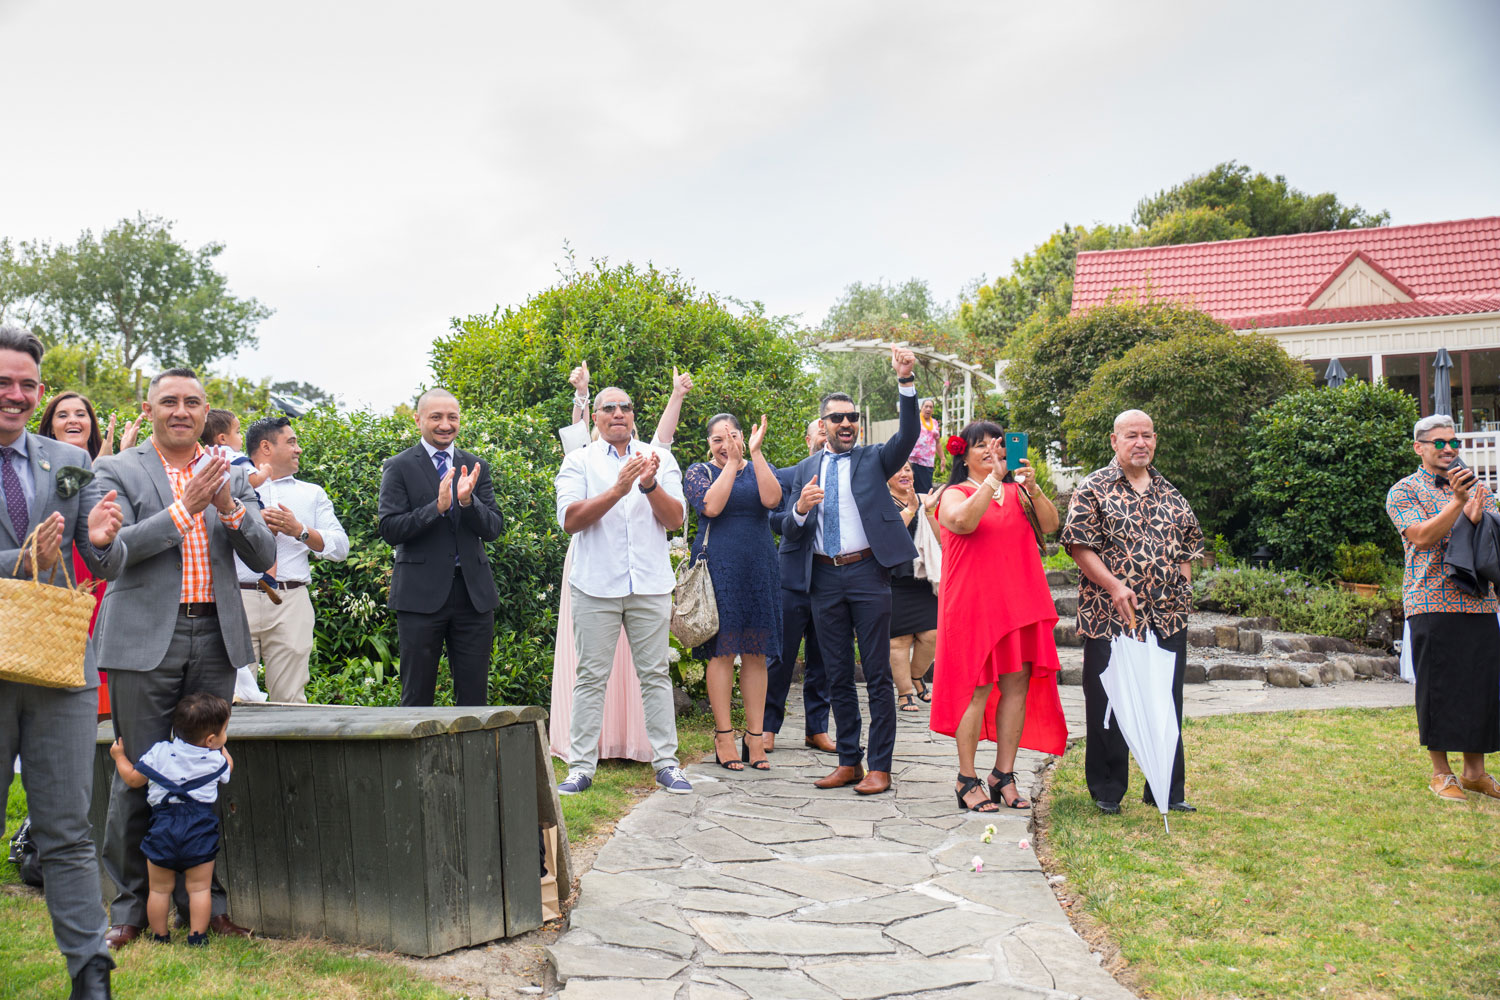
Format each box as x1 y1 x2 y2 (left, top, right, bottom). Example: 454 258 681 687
781 347 920 795
378 388 504 706
764 418 833 754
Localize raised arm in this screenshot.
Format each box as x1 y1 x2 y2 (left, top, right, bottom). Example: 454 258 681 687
651 367 694 446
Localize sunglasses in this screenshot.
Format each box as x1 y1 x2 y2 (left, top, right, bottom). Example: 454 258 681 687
597 402 634 415
823 412 860 425
1420 437 1461 450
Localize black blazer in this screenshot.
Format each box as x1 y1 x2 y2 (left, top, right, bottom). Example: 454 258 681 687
778 390 921 593
1446 509 1500 598
378 443 504 614
769 464 802 591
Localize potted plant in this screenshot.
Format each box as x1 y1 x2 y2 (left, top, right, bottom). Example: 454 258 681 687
1334 541 1386 597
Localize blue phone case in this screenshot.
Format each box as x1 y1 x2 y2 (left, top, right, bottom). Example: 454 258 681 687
1005 432 1028 470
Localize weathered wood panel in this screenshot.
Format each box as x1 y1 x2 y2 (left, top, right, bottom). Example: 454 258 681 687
497 724 542 937
460 730 505 943
308 741 357 943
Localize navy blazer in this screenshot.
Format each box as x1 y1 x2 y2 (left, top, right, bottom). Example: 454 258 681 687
778 390 921 593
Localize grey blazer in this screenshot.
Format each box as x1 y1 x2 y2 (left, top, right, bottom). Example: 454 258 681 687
0 433 127 689
91 442 276 673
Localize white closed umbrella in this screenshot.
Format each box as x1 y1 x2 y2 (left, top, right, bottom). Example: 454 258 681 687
1099 625 1181 832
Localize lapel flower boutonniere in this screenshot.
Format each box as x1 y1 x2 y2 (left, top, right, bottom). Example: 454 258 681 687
55 465 95 500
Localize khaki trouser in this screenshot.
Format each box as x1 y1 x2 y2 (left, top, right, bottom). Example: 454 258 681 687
241 586 315 703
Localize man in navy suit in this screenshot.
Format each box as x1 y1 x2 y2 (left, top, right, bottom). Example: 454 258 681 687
781 347 920 794
764 418 834 754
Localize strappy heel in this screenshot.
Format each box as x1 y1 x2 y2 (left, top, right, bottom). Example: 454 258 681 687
741 732 771 770
911 677 932 703
988 769 1031 809
714 729 744 771
955 774 1000 812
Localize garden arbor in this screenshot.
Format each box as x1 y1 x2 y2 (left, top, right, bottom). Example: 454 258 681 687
812 338 1008 434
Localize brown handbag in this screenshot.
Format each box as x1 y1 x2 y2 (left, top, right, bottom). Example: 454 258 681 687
1017 487 1048 560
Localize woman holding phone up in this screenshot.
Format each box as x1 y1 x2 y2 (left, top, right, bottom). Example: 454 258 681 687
930 421 1068 812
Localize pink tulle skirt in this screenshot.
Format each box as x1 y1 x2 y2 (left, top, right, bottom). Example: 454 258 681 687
548 542 654 762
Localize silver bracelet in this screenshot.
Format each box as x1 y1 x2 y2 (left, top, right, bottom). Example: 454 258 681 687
572 394 589 410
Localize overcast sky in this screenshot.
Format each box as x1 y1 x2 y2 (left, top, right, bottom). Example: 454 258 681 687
4 0 1497 410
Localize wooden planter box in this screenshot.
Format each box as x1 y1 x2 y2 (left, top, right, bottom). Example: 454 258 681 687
1337 581 1381 597
92 705 569 956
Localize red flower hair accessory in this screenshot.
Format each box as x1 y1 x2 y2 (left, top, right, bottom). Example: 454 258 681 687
945 435 967 456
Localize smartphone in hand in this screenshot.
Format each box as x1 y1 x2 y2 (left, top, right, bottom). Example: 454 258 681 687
1005 432 1029 472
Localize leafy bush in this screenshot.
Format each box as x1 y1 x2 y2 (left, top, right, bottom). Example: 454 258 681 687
1064 329 1312 541
1193 566 1390 641
294 406 568 707
1332 541 1388 585
1246 379 1417 577
1006 300 1232 450
430 259 816 474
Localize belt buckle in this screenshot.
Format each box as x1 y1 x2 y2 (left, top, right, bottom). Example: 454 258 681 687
833 551 853 567
185 603 200 618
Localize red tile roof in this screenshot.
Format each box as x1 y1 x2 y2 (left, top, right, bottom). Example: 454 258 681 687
1071 216 1500 329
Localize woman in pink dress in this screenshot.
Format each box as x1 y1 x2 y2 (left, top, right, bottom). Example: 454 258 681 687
909 397 941 495
931 421 1067 813
548 364 692 761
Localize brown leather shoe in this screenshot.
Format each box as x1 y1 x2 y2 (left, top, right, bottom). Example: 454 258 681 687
209 914 252 938
1458 772 1500 799
853 770 891 795
1430 773 1467 801
804 732 836 753
814 765 865 789
105 924 141 949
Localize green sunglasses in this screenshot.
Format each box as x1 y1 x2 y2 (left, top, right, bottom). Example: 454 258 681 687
1419 437 1462 450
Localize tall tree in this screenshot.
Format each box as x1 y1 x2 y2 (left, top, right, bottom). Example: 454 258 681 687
1133 161 1390 239
1 213 271 377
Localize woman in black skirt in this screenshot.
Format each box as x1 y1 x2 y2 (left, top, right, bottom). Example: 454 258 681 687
888 462 939 713
1385 414 1500 802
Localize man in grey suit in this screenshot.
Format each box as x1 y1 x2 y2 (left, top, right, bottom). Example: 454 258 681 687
94 367 276 949
0 325 126 999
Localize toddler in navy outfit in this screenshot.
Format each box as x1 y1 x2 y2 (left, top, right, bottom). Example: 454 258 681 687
110 692 234 946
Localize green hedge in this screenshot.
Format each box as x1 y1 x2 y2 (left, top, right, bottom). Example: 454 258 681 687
294 406 568 707
1246 379 1417 576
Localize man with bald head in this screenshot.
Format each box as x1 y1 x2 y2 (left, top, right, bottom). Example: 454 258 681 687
379 387 504 705
1061 409 1203 815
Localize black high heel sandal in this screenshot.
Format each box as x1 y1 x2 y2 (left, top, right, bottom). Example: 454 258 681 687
911 677 932 703
740 732 771 771
714 729 744 770
988 769 1031 809
955 774 1000 812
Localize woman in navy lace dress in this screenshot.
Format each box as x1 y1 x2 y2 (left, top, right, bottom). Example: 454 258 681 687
684 414 783 771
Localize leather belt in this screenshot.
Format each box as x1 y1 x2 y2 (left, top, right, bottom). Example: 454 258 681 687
239 581 307 591
814 547 872 567
180 602 218 617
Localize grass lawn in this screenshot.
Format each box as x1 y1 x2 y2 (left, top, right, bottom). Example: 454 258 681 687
3 709 720 998
1040 707 1500 1000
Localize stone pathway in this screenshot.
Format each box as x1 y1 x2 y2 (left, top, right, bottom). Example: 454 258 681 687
547 678 1414 999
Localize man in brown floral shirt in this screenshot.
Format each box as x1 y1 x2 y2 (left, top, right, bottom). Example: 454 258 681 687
1060 409 1204 815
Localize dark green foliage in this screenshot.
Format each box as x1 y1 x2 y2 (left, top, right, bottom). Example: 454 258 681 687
1193 567 1390 641
1133 161 1390 238
430 260 816 474
1247 380 1417 576
1008 301 1231 450
1064 329 1312 540
293 406 567 708
1333 542 1390 585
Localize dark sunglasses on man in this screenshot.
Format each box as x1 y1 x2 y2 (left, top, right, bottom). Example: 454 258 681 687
1420 436 1461 450
823 411 860 425
598 401 634 415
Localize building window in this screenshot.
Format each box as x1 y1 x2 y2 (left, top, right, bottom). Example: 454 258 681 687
1467 349 1500 432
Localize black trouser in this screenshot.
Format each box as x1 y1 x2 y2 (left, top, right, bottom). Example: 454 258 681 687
1081 630 1187 804
396 570 494 707
106 610 236 926
764 587 831 737
810 557 895 772
911 463 934 496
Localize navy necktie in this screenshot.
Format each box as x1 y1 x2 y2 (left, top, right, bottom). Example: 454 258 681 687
1 448 28 544
432 450 453 518
823 452 850 555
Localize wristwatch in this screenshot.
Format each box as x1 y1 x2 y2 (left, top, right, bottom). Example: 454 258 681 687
639 480 659 495
897 375 916 384
296 528 310 543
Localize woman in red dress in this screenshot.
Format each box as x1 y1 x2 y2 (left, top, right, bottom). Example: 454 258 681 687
932 421 1067 812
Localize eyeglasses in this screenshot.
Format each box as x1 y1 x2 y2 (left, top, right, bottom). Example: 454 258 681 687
597 402 634 415
822 412 859 425
1419 437 1461 450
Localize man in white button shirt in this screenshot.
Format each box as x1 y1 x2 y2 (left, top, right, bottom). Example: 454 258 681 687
554 386 692 795
236 416 349 702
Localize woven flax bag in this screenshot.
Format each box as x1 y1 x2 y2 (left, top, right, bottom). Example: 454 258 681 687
0 526 99 688
670 521 718 648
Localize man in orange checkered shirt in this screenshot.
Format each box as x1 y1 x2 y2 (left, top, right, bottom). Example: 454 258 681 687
91 368 276 949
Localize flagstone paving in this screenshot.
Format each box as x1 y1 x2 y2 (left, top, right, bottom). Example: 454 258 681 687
548 677 1413 999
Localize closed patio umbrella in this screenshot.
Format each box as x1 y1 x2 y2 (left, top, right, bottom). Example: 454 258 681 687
1323 358 1348 388
1433 349 1454 417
